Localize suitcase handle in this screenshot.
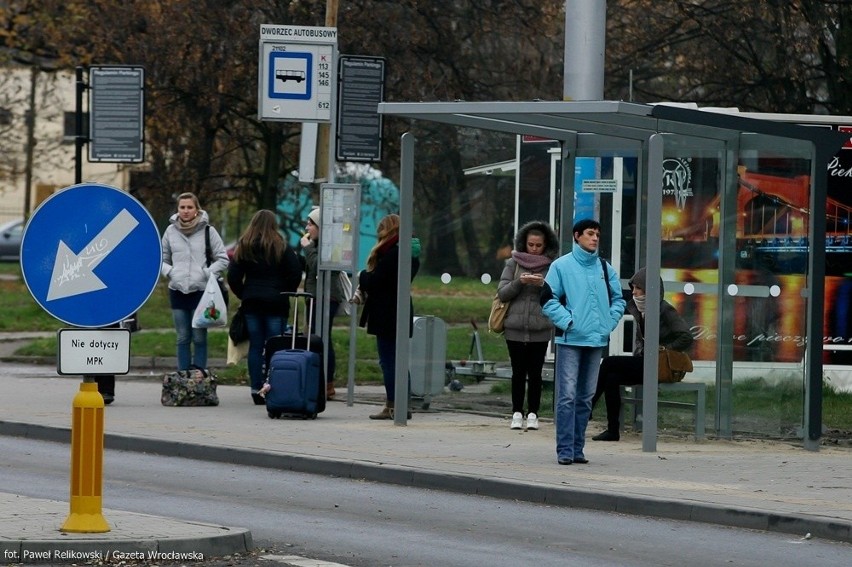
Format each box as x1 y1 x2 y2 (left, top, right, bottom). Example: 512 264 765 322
282 292 315 349
280 291 316 300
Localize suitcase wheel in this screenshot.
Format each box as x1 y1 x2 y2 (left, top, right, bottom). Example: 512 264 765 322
268 410 281 419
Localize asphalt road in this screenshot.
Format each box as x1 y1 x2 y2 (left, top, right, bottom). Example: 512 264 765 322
3 437 851 567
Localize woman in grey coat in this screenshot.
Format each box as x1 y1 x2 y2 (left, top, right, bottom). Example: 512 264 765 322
161 192 228 372
497 220 559 430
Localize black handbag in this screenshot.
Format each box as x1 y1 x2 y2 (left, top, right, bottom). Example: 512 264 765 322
229 306 249 343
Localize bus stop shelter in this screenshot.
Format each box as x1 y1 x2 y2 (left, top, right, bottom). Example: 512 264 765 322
378 100 848 452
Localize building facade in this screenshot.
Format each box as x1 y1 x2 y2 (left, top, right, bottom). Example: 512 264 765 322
0 66 128 223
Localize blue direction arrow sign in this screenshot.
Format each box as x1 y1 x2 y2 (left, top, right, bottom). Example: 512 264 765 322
21 183 161 328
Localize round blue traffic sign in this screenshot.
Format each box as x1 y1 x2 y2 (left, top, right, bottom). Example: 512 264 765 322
21 183 162 328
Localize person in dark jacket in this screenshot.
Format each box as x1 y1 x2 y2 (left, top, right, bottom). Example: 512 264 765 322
227 210 302 405
300 206 346 400
591 267 694 441
358 214 420 420
497 220 559 431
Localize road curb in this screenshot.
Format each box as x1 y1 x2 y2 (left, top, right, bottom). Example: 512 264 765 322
0 488 252 563
2 420 849 545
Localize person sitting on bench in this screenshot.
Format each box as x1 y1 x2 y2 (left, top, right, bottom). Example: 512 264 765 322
591 267 693 441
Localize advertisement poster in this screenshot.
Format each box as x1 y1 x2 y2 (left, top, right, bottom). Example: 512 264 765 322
514 130 852 366
657 128 852 364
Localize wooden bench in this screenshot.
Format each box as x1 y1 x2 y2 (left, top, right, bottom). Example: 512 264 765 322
620 382 707 440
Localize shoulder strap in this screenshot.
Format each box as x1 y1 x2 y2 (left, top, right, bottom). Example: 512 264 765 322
600 257 612 306
205 226 212 267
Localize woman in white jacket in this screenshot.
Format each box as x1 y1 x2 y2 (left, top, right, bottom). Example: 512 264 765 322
161 192 228 371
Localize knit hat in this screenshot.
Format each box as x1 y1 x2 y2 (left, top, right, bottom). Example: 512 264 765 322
307 207 320 227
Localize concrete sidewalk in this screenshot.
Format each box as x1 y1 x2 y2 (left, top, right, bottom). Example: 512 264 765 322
1 361 851 563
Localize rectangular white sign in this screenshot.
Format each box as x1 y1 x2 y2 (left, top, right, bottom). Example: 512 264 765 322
582 179 618 193
57 328 131 375
258 25 337 123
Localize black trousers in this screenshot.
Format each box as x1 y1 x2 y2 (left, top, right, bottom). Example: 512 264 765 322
505 340 548 415
592 355 644 432
95 375 115 397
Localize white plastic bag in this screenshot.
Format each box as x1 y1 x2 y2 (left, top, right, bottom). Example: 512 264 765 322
192 275 228 328
338 271 353 316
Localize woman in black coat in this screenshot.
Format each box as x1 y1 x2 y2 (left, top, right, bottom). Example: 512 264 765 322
358 214 420 420
591 267 694 441
227 210 302 404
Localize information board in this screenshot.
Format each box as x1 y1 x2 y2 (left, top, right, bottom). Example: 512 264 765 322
258 25 337 122
336 56 385 162
88 66 145 163
318 183 360 271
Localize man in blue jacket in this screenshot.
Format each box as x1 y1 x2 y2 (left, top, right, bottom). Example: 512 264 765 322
541 219 626 465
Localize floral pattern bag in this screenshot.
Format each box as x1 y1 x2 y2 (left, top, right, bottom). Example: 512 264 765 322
161 367 219 406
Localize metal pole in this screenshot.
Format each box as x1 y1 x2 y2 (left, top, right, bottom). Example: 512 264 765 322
563 0 606 100
393 133 414 424
641 133 664 453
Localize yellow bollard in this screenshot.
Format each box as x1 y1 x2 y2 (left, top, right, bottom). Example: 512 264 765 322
61 381 110 533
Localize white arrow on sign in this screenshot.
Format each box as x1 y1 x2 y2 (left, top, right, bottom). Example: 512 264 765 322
46 209 140 301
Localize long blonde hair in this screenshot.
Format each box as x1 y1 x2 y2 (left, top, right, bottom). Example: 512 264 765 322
234 209 285 264
366 214 400 271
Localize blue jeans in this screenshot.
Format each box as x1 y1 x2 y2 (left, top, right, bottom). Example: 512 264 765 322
554 344 603 461
245 312 285 391
172 308 208 371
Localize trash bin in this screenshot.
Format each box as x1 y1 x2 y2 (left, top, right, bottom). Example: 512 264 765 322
410 316 447 409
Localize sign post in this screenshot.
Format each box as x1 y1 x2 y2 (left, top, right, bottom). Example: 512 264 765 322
20 183 161 533
317 183 360 405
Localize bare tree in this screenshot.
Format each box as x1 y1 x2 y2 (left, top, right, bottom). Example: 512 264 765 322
606 0 852 115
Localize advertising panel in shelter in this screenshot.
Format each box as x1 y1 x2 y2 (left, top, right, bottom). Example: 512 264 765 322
657 126 852 365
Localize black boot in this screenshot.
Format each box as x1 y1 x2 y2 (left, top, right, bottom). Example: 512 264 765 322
592 429 620 441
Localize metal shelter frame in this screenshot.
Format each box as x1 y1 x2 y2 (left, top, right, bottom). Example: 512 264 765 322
377 100 847 451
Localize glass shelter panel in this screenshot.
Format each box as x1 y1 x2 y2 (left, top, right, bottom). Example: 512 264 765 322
657 132 815 439
654 136 729 436
733 133 814 438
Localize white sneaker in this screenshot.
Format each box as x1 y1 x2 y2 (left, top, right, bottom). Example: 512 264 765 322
510 412 523 430
526 413 539 430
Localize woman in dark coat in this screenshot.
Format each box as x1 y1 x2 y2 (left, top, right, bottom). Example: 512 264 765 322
591 267 694 441
227 210 302 404
358 214 420 420
497 220 559 431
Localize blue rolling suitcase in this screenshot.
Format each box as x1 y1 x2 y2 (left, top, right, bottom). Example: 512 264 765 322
264 292 325 419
